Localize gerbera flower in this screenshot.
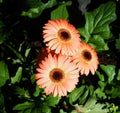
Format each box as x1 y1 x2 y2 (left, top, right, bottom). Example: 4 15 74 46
72 42 99 76
43 19 81 56
36 53 79 97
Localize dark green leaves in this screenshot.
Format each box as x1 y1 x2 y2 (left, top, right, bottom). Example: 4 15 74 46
0 61 9 87
21 0 57 18
13 101 35 111
69 85 94 105
13 95 60 113
69 85 86 105
115 35 120 50
51 1 72 20
11 67 22 84
79 1 116 51
100 64 116 83
45 94 60 107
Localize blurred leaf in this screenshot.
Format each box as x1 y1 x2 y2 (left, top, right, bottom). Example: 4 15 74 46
79 1 116 43
24 108 32 113
0 35 7 45
60 109 67 113
18 111 23 113
30 74 36 84
33 85 42 97
25 48 31 58
11 67 22 84
41 104 51 113
51 1 72 20
32 103 51 113
69 85 85 105
115 36 120 50
75 98 109 113
0 89 7 113
100 64 116 83
30 108 38 113
45 94 60 107
0 0 3 3
96 71 105 81
106 85 120 98
117 69 120 80
14 86 30 99
21 0 57 18
0 61 9 87
13 101 35 111
6 44 24 63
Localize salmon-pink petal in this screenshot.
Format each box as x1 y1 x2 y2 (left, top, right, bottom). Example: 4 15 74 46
72 42 99 76
42 19 81 55
36 53 79 97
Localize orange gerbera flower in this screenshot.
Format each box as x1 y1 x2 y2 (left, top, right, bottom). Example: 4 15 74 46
36 53 79 97
72 42 99 76
43 19 81 56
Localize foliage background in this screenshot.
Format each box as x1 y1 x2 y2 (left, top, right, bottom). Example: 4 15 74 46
0 0 120 113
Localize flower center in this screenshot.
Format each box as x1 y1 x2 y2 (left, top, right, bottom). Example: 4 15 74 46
49 68 65 83
58 29 71 41
82 50 92 61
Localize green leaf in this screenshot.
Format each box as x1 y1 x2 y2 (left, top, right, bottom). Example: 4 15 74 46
60 109 67 113
88 85 94 96
33 85 41 97
24 108 32 113
89 35 109 52
96 71 105 81
106 86 120 98
115 36 120 50
13 101 35 111
21 0 57 18
41 104 51 113
6 44 24 63
98 81 106 91
25 48 31 58
45 94 60 107
79 89 89 104
79 1 116 42
100 64 116 83
94 88 106 99
30 108 38 113
51 1 72 20
69 85 85 105
11 67 22 84
117 69 120 80
14 86 30 99
30 74 36 84
75 98 109 113
0 61 9 87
